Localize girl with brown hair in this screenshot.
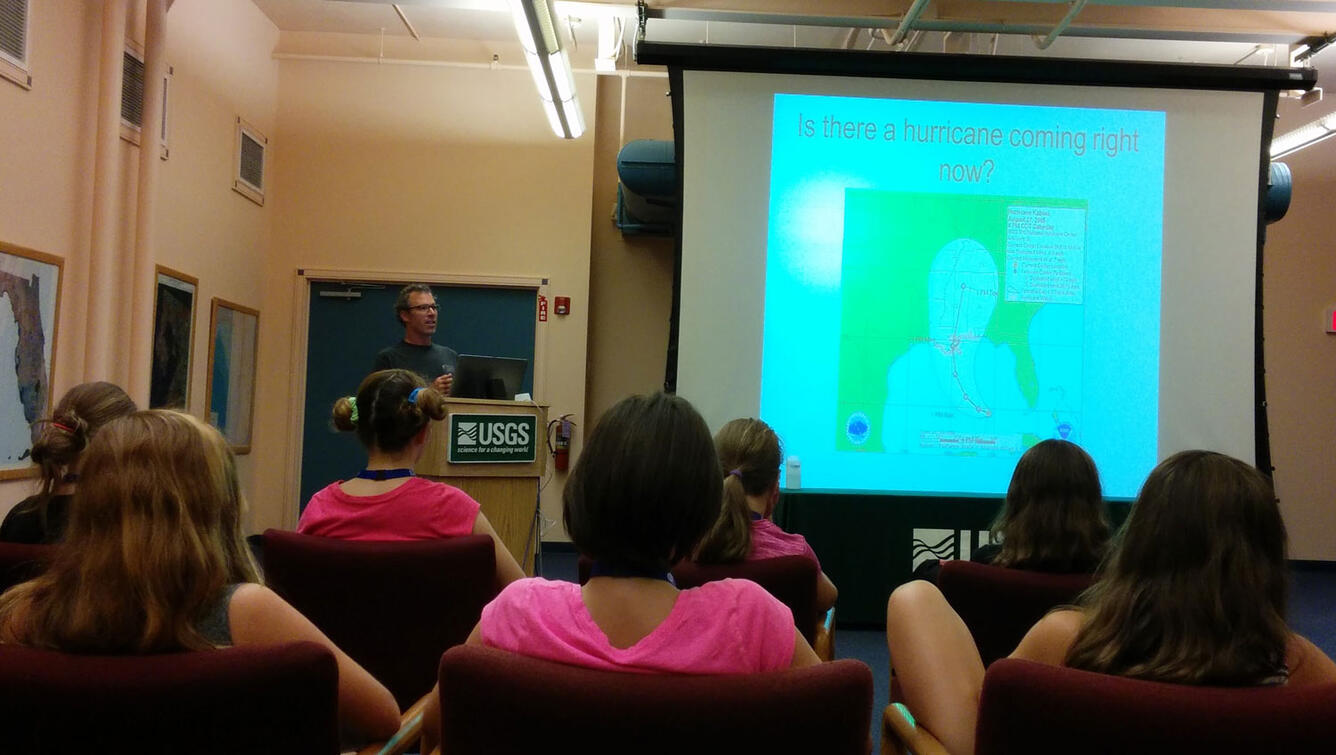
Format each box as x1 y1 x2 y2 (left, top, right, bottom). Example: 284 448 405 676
915 439 1108 582
0 410 401 744
693 417 837 614
978 438 1108 572
1 382 137 544
885 450 1336 755
298 368 524 586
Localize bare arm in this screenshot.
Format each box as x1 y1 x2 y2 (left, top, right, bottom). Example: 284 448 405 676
790 628 822 668
1009 609 1083 666
815 570 838 615
471 513 526 588
228 584 401 743
1285 633 1336 687
465 621 484 646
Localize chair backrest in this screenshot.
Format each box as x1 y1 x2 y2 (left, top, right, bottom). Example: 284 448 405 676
937 560 1093 667
260 529 497 707
0 542 54 595
975 658 1336 755
0 641 339 754
437 644 873 755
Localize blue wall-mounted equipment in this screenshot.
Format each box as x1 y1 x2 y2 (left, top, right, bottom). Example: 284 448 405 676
614 139 676 235
1265 162 1291 225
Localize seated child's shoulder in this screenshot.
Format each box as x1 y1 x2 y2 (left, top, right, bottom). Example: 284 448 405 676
688 578 785 614
1011 609 1084 666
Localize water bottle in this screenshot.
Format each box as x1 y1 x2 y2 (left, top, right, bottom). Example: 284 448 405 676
785 455 801 489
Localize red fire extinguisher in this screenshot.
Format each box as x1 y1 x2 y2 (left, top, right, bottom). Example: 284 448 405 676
547 414 575 471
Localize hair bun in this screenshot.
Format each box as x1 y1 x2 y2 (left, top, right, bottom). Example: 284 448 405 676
331 396 359 432
53 413 90 449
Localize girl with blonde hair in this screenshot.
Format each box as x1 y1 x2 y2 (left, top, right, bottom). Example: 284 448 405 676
0 410 401 745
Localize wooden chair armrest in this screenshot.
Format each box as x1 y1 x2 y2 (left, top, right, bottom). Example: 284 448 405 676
881 702 949 755
813 606 836 662
356 691 432 755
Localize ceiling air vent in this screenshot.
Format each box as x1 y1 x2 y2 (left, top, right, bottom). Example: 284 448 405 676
233 118 267 206
0 0 31 89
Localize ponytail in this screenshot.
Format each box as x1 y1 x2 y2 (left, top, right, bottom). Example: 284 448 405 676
694 418 783 564
694 471 754 563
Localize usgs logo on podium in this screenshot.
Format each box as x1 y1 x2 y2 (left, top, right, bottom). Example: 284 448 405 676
448 414 538 464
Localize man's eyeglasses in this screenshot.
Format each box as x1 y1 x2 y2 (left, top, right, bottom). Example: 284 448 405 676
405 303 439 313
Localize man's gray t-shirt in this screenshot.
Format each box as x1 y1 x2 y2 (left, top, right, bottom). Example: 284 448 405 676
372 341 459 381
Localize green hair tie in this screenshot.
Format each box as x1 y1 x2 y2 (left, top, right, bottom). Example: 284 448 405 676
347 397 359 426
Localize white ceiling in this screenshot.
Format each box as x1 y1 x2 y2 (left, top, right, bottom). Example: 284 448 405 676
251 0 1336 66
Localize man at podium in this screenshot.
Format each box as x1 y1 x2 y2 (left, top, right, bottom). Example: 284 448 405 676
373 283 457 395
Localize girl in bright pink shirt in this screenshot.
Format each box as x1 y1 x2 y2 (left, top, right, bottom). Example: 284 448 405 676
467 393 820 673
298 369 523 586
694 418 838 616
419 395 822 752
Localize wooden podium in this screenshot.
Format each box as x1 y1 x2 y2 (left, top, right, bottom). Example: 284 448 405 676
417 398 547 575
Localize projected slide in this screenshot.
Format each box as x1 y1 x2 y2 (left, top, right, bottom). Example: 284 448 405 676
760 94 1165 498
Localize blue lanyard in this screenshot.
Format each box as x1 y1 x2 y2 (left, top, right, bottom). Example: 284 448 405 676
355 468 414 481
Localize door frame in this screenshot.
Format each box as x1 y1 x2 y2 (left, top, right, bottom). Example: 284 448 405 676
280 267 549 528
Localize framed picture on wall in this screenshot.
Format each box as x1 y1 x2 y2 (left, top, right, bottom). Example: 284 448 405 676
0 242 63 480
205 298 259 454
150 266 197 410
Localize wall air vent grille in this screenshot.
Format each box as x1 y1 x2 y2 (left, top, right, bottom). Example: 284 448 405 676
239 132 264 188
121 48 145 127
0 0 26 65
233 118 267 206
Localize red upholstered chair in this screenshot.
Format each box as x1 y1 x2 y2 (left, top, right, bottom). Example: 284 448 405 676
0 641 340 754
260 529 498 708
936 560 1093 668
437 644 874 755
882 658 1336 755
0 541 54 594
578 553 835 660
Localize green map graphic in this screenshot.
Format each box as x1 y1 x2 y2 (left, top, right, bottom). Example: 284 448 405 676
836 190 1087 453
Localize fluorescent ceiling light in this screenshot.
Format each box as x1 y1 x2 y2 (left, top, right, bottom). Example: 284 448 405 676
509 0 585 139
1270 112 1336 159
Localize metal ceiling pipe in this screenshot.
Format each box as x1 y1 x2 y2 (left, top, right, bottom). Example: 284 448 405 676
889 0 932 46
1035 0 1090 50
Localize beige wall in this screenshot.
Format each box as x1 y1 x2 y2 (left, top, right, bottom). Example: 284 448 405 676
0 0 278 513
584 74 676 426
0 0 98 512
1263 96 1336 561
253 55 596 536
158 0 278 517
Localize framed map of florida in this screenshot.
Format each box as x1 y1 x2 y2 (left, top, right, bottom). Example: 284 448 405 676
0 242 63 480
